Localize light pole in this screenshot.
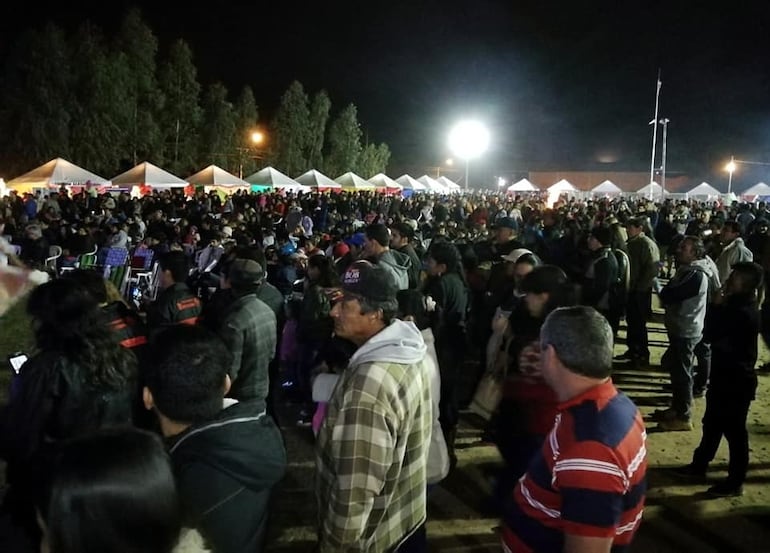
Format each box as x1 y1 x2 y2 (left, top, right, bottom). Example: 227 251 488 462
659 118 670 194
448 120 489 190
238 130 266 178
726 156 736 195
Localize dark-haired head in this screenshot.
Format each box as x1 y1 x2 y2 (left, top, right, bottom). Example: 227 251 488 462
158 251 190 287
27 279 136 389
521 264 578 319
726 261 764 300
144 325 232 426
307 254 340 287
426 241 466 284
39 428 181 553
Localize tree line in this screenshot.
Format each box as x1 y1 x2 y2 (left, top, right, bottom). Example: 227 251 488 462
0 8 390 180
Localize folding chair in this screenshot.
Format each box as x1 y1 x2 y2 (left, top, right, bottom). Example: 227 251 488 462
45 245 63 274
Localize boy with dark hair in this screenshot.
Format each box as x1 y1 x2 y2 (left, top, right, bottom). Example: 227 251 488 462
143 324 286 553
676 261 764 496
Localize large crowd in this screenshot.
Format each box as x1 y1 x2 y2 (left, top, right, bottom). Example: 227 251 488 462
0 185 768 552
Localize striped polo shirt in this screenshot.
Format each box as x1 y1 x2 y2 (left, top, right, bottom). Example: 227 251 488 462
502 379 647 553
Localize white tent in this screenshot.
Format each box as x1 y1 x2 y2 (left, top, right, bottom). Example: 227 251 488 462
295 169 341 191
437 176 461 191
636 181 665 198
686 182 721 198
368 173 402 193
591 180 622 194
741 182 770 197
417 175 447 193
395 174 426 192
186 165 250 189
7 158 110 193
245 166 309 193
507 178 539 192
547 179 577 193
335 172 376 191
111 161 187 189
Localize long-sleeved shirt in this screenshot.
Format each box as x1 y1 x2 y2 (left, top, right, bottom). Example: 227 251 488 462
626 233 660 292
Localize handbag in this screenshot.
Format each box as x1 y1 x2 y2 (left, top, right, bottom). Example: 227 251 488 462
468 331 512 420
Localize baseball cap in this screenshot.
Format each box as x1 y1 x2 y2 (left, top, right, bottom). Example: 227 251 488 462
493 217 518 231
344 232 366 248
335 260 397 303
226 258 264 286
333 242 350 259
501 248 534 263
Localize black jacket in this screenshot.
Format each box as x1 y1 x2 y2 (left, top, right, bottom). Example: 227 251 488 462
168 399 287 553
145 282 202 339
708 296 760 386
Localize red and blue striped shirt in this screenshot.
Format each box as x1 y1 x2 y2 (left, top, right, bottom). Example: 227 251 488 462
502 379 647 552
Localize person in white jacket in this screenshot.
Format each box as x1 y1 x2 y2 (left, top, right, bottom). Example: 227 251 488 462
717 221 753 285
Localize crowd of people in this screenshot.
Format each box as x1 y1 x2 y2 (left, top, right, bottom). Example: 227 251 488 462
0 184 768 552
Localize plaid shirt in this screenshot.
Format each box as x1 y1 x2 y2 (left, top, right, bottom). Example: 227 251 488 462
218 293 277 407
315 352 432 552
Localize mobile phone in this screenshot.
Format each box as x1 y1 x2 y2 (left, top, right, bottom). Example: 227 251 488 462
8 353 28 375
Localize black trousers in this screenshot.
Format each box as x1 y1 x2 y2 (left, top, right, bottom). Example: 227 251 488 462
625 290 652 359
692 376 757 485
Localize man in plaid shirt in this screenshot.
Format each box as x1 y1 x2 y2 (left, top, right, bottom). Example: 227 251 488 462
316 260 432 552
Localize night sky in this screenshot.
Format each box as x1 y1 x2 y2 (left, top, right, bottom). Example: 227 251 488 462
2 1 770 188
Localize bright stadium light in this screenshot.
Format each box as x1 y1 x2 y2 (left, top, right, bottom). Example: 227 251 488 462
448 120 490 189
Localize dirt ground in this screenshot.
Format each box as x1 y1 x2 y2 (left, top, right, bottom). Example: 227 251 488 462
266 298 770 553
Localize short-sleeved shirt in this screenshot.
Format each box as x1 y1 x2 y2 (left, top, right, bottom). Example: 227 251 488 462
502 379 647 553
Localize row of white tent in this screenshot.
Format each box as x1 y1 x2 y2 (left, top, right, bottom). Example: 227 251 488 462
506 177 770 198
5 158 770 199
1 158 464 195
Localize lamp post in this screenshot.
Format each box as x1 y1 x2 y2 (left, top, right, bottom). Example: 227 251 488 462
659 118 670 194
726 156 736 195
448 121 489 190
238 130 266 178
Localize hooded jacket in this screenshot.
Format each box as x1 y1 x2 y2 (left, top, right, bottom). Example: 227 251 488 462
316 320 432 553
377 249 412 290
168 399 286 553
659 259 710 338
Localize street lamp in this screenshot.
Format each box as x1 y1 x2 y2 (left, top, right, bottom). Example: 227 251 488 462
448 120 489 189
238 129 267 178
659 118 670 194
726 156 736 195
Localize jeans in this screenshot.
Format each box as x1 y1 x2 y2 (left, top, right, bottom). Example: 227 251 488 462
626 290 652 359
662 335 700 420
693 339 711 393
692 376 757 485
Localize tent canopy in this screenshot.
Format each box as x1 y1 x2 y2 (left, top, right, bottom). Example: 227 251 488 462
368 173 402 191
7 158 110 193
547 179 576 192
245 166 308 192
395 174 426 191
186 165 250 188
295 170 341 190
636 181 665 196
437 176 461 190
687 182 721 197
417 175 446 193
591 180 622 194
335 172 376 190
741 182 770 196
507 178 539 192
111 161 187 188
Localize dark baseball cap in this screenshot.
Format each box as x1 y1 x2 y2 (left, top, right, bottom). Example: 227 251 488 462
333 260 397 303
226 258 264 286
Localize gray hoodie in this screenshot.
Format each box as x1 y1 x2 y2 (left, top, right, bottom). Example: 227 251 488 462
377 250 412 291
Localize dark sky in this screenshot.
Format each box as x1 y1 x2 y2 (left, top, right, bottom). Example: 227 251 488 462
2 1 770 188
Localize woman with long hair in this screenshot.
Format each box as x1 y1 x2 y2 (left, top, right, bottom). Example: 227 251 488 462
490 264 578 512
296 254 341 426
0 279 137 552
423 240 469 469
